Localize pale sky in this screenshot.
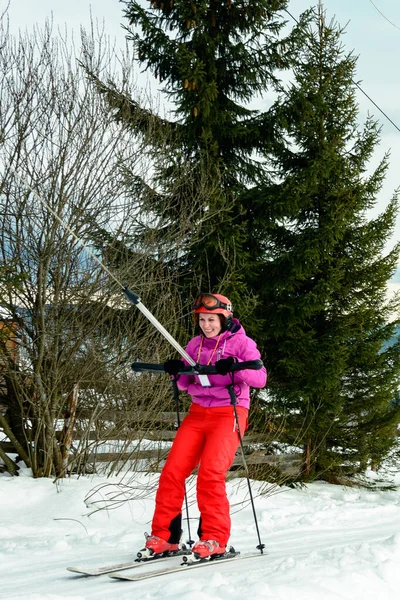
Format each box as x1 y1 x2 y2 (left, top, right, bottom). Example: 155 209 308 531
2 0 400 281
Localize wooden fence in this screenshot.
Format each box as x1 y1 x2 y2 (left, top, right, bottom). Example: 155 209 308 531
0 409 302 477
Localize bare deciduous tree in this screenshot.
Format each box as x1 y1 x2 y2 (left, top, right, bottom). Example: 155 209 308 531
0 18 192 477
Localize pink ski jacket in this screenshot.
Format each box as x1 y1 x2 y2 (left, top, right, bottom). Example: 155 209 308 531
177 318 267 409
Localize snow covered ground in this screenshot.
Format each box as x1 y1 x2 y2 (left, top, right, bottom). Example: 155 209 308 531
2 465 400 599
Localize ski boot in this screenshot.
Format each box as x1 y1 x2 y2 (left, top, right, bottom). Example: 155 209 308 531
190 540 227 560
136 532 188 561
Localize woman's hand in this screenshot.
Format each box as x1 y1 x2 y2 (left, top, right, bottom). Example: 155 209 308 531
164 359 185 375
214 357 235 375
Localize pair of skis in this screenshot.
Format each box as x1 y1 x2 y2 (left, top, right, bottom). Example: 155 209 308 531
67 548 266 581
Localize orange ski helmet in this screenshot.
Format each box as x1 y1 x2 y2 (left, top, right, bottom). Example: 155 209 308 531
193 293 233 319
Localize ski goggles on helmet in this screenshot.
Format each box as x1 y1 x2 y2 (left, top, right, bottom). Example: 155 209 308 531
193 293 233 313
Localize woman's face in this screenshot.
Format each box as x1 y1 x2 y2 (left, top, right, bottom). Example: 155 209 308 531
199 313 222 338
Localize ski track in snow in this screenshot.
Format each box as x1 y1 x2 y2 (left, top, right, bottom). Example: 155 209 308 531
2 472 400 599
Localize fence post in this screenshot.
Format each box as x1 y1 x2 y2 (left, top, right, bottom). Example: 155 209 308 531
60 382 80 475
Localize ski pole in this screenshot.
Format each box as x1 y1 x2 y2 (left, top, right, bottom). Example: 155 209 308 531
227 380 265 554
170 376 194 547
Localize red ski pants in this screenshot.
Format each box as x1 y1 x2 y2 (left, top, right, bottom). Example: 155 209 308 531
151 403 248 547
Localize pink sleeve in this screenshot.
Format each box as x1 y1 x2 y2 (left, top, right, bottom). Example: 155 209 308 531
176 371 194 392
233 337 267 389
176 338 197 391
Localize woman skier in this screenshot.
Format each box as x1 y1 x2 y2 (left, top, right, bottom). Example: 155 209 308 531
142 293 267 560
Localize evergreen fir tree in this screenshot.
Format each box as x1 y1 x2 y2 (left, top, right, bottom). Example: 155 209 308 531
257 6 400 481
86 0 303 320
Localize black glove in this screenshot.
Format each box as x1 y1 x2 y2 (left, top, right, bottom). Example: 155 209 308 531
214 357 236 375
164 359 185 375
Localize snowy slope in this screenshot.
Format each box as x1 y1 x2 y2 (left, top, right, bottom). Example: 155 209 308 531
1 467 400 599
